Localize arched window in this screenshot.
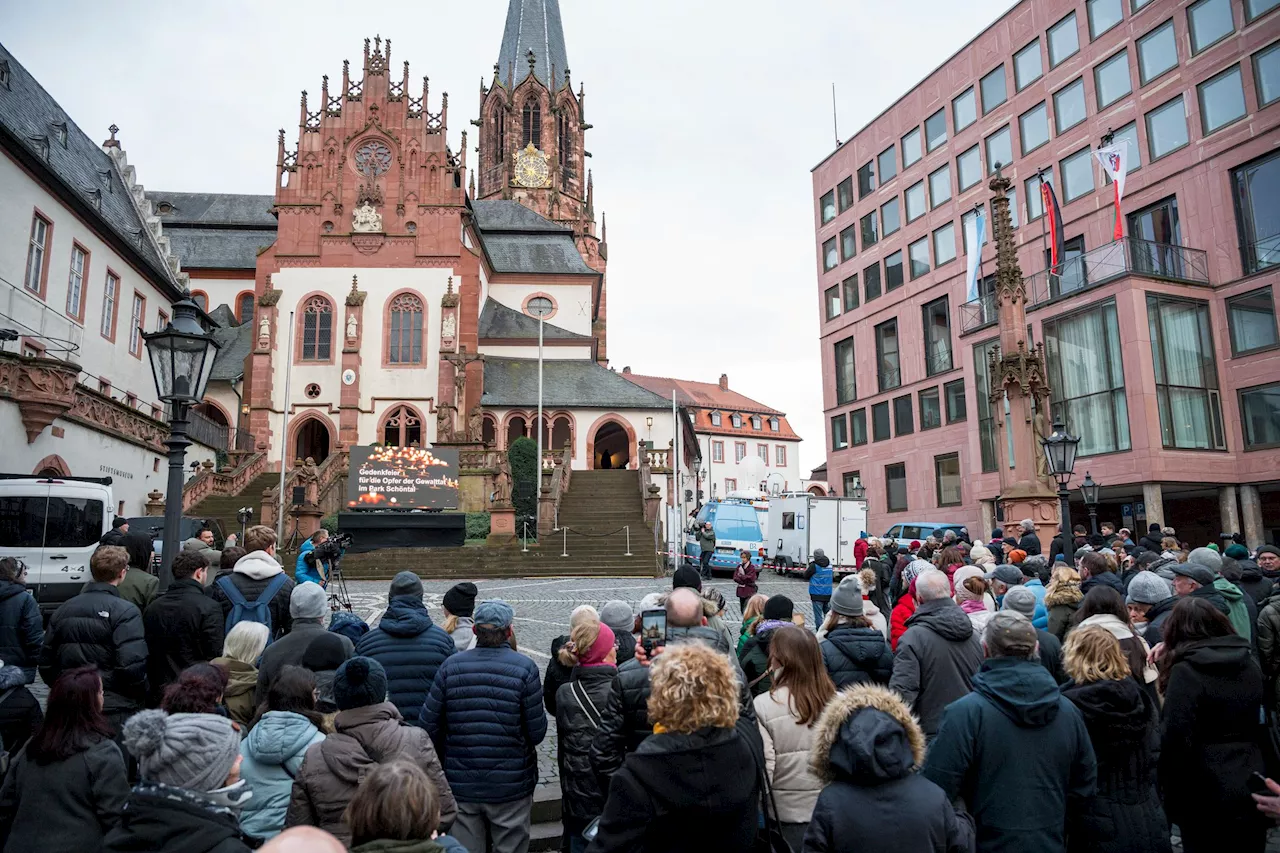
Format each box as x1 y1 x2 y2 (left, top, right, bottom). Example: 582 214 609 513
557 112 573 190
482 415 498 447
301 296 333 361
522 98 541 149
382 405 422 447
191 291 208 311
237 292 255 325
387 293 424 364
506 415 528 448
551 415 572 453
495 108 506 164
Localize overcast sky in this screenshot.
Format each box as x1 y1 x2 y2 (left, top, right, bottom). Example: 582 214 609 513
2 0 1014 474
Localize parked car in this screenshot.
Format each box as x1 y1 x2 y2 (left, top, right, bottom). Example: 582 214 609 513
883 521 968 543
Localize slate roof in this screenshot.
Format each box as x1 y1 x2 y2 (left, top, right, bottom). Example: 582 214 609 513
166 227 276 270
479 299 590 341
482 357 669 409
470 200 595 276
498 0 570 89
472 200 567 233
144 191 277 227
209 319 253 382
0 42 180 293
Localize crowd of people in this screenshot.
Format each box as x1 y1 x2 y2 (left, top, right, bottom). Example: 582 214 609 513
0 518 1278 852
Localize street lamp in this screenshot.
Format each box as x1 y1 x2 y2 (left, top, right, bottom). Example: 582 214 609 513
1080 472 1102 537
1041 417 1081 567
143 298 220 591
850 482 866 501
526 297 554 480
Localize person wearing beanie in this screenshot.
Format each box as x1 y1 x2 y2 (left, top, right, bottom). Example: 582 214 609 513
544 605 599 717
211 525 295 642
738 595 796 696
1001 586 1064 683
102 710 255 852
1126 571 1178 647
818 577 893 689
554 617 619 844
672 565 703 592
599 600 638 665
1138 523 1166 554
890 559 934 651
354 573 456 725
441 582 478 653
286 658 456 845
302 632 351 720
1186 546 1258 644
419 601 547 853
969 543 995 568
856 567 889 637
254 583 354 706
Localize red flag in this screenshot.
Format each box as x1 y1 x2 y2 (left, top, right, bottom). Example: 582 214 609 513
1041 178 1065 275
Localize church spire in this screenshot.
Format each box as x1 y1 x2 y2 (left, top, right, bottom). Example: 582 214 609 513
498 0 569 88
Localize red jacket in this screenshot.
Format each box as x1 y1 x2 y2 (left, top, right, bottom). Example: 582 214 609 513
890 584 918 651
734 561 759 599
854 538 868 569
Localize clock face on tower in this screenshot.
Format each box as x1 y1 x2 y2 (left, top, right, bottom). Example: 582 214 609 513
512 143 552 189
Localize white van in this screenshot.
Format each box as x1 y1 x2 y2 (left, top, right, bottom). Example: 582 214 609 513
0 476 113 614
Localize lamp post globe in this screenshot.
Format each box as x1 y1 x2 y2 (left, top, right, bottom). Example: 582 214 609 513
1040 417 1081 568
851 483 866 502
143 298 220 591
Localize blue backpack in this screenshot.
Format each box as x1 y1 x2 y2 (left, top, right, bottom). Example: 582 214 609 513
217 574 290 642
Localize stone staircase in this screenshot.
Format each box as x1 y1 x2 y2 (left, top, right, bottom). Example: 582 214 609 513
188 473 278 544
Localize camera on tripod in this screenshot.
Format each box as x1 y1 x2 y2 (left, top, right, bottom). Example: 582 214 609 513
314 532 352 563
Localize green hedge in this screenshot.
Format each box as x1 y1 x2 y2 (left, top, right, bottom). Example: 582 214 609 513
508 436 538 534
320 514 339 534
465 512 491 540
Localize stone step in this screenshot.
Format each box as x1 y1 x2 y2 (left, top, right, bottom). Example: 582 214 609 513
530 821 562 852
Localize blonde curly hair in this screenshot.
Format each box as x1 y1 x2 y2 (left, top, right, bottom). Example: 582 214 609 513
646 643 738 733
1063 625 1130 684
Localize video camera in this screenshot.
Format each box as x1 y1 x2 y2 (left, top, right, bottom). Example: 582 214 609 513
313 531 352 564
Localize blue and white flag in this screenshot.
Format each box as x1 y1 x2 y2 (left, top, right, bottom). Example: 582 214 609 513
964 209 986 302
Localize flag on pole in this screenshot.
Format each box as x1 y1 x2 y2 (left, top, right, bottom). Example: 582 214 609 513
964 208 986 302
1041 177 1065 275
1094 143 1129 241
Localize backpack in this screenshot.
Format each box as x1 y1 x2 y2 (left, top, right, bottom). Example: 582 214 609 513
217 574 290 641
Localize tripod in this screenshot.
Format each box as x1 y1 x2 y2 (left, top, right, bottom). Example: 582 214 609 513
318 557 352 612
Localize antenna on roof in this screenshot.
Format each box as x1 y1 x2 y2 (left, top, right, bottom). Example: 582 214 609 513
832 83 841 147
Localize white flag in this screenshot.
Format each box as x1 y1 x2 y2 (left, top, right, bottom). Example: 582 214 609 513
964 209 986 302
1094 143 1129 240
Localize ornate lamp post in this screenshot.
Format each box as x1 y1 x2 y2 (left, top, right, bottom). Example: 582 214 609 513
143 298 220 591
1080 472 1102 537
1041 418 1081 567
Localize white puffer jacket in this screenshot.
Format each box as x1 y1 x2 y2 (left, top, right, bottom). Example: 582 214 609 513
754 685 824 824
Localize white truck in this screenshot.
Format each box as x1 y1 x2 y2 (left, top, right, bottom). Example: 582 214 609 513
766 494 867 577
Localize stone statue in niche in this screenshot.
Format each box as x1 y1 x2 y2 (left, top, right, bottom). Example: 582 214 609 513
492 456 513 505
436 403 455 442
1033 405 1054 489
441 313 456 341
257 313 270 347
352 202 383 233
346 313 358 340
468 405 484 442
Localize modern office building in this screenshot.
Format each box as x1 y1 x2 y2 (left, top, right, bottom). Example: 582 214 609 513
813 0 1280 545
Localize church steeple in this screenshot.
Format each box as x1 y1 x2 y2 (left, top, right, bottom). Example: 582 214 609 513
497 0 569 90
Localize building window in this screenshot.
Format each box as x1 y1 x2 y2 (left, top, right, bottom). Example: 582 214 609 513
731 413 743 428
872 401 891 441
24 213 50 295
1044 235 1088 298
1228 287 1278 355
1005 188 1020 228
1188 0 1235 54
156 309 168 331
920 387 942 430
893 395 914 436
885 251 904 291
985 125 1012 174
905 181 926 222
953 87 977 132
100 272 118 339
902 127 922 168
957 145 982 191
822 238 839 272
876 319 901 391
929 164 952 207
860 212 879 248
843 471 861 496
837 177 854 212
1107 123 1143 176
1128 196 1182 277
825 285 841 321
1095 50 1133 109
770 417 779 431
238 292 256 325
1146 95 1189 161
981 65 1007 114
752 415 762 430
758 444 769 464
831 415 849 450
521 98 541 149
864 262 882 302
851 409 868 445
1060 147 1095 202
1043 299 1131 456
1054 79 1087 134
734 441 747 462
935 454 962 506
1138 20 1178 84
1134 0 1154 9
1027 169 1055 221
945 379 967 423
843 274 859 312
925 109 947 152
381 405 423 446
878 146 897 184
1088 0 1124 37
974 338 1004 472
1256 42 1280 107
190 291 208 311
1198 65 1247 135
1240 383 1280 449
710 411 722 426
1049 12 1081 66
923 296 953 374
909 237 931 279
886 463 907 512
840 225 857 261
387 293 424 364
712 440 724 462
834 336 856 404
66 244 87 319
1014 40 1043 90
725 478 737 493
820 190 836 224
1147 294 1225 450
129 292 145 357
857 162 876 198
776 445 787 466
1247 0 1280 21
301 296 334 361
1020 103 1050 156
933 223 957 268
1232 151 1280 276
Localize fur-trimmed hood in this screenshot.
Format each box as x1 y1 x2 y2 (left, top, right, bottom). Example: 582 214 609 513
809 684 925 786
1044 579 1083 608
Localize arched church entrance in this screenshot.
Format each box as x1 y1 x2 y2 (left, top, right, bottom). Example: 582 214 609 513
295 418 332 464
592 421 631 470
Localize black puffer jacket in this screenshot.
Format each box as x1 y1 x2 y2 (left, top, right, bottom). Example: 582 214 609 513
0 665 41 759
101 781 253 853
355 597 456 724
555 666 618 822
0 581 42 683
143 579 225 700
38 582 147 715
819 625 893 688
1062 678 1170 853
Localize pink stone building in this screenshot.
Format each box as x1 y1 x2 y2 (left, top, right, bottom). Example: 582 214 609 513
813 0 1280 546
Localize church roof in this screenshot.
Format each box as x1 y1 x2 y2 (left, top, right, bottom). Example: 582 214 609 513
482 357 669 409
209 315 253 382
479 299 590 341
471 201 595 276
165 227 276 270
472 200 567 233
145 191 277 227
498 0 570 89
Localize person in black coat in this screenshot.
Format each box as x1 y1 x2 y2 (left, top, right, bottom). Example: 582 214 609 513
0 559 42 684
555 620 619 850
354 572 455 724
99 517 129 547
544 606 601 717
1016 519 1042 557
0 663 41 761
143 552 224 703
1138 524 1165 555
1061 626 1170 853
38 546 148 733
818 577 892 689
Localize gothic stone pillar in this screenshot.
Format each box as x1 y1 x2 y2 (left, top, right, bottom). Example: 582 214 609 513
340 278 366 449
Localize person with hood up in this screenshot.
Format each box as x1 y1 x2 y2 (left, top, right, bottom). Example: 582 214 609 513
953 567 995 633
1060 626 1169 853
739 595 796 696
344 761 467 853
803 684 974 853
923 611 1097 853
856 568 889 637
818 577 893 689
327 611 369 646
440 582 477 652
355 572 455 724
1002 586 1065 684
0 658 40 761
545 605 599 717
889 570 984 741
1157 598 1267 853
287 657 455 845
1070 587 1157 693
255 584 354 705
301 632 349 725
119 529 161 613
239 666 327 841
1045 564 1084 641
1126 572 1176 647
804 549 834 628
211 526 295 642
0 558 42 683
1138 523 1165 555
890 559 932 651
102 709 256 853
213 622 270 728
1224 543 1272 605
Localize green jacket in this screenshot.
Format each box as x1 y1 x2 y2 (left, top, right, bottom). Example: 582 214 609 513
696 528 716 553
114 568 158 614
350 837 465 853
1213 577 1253 642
